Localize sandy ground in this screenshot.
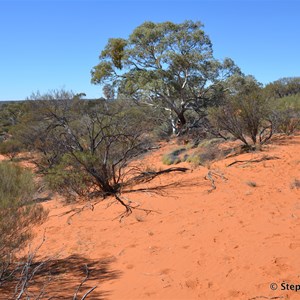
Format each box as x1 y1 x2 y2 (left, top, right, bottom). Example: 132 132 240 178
1 135 300 299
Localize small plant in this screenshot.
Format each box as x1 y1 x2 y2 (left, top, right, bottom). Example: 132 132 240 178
0 161 47 279
198 138 222 148
161 147 186 165
171 148 186 156
0 139 23 160
184 154 201 166
162 153 181 165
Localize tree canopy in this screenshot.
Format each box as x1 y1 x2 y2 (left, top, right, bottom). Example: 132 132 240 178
91 20 241 133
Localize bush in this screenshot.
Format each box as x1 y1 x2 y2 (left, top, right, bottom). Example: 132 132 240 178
0 139 23 160
209 91 273 149
162 153 181 165
161 148 186 165
0 162 46 262
185 142 221 167
46 154 95 202
271 96 300 135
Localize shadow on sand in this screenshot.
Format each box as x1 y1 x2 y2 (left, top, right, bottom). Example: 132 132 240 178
0 254 121 300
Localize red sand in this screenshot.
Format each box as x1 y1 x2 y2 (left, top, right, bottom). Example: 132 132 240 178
2 135 300 299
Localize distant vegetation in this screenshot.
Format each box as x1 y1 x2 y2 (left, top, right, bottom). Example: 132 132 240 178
0 20 299 298
1 20 299 207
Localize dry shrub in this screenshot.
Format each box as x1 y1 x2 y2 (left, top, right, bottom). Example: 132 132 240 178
0 139 23 161
0 162 47 277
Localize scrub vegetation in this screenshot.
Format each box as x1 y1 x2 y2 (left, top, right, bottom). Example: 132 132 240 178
0 20 300 299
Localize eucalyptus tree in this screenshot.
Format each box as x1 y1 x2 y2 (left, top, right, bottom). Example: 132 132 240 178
91 20 241 134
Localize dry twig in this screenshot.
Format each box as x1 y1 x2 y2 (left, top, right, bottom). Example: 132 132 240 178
227 155 280 167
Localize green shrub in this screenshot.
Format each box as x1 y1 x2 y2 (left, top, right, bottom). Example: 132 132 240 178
46 154 93 202
185 154 202 166
0 139 23 160
162 153 181 165
0 162 46 259
161 148 186 165
185 141 223 167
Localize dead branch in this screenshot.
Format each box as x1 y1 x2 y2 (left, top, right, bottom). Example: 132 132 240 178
73 264 97 300
205 170 227 193
14 233 51 300
205 171 216 193
114 194 159 222
227 155 280 167
81 286 97 300
126 167 189 186
248 296 284 300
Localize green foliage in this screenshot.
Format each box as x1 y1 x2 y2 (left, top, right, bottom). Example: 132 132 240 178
16 90 154 201
100 38 127 69
162 148 186 165
91 20 241 134
0 162 46 258
276 93 300 109
0 139 23 160
46 154 93 202
197 138 222 148
185 141 222 167
162 153 181 165
264 77 300 99
0 101 26 135
209 78 273 147
185 154 202 166
268 94 300 135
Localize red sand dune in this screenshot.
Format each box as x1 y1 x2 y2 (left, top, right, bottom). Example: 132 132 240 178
2 135 300 299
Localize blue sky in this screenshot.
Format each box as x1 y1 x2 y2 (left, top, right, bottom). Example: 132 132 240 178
0 0 299 100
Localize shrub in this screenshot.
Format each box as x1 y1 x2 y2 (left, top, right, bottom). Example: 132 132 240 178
46 154 95 202
209 91 273 149
161 148 186 165
0 139 23 160
0 162 46 262
184 142 222 167
270 96 300 135
162 153 181 165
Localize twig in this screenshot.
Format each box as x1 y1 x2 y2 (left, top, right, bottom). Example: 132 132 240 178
205 171 216 193
227 156 280 167
248 296 284 300
114 194 159 222
126 167 189 186
73 264 97 300
14 232 50 300
81 286 97 300
73 264 89 300
204 170 227 193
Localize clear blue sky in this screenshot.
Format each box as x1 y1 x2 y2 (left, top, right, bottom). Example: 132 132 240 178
0 0 299 100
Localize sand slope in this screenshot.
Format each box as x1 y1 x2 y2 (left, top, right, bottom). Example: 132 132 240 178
2 135 300 299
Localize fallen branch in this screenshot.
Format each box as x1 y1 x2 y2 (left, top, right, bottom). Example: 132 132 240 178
114 194 159 222
227 155 280 167
205 171 216 193
81 286 97 300
73 264 97 300
205 170 227 193
248 296 284 300
126 167 189 186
